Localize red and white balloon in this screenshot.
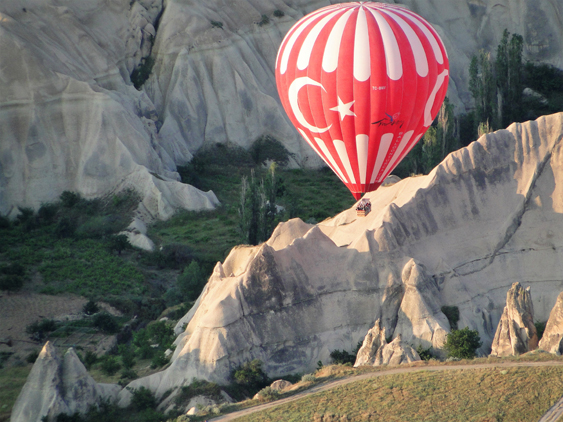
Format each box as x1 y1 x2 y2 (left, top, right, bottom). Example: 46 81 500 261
276 2 449 199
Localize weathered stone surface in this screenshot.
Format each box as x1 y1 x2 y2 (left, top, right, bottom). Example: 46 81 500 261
269 379 292 392
10 342 120 422
118 113 563 395
354 319 387 367
374 334 421 366
491 282 538 357
0 0 219 220
539 292 563 355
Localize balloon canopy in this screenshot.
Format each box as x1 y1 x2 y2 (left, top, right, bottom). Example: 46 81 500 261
275 2 449 199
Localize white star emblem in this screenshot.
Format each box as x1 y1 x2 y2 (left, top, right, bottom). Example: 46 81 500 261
330 97 356 121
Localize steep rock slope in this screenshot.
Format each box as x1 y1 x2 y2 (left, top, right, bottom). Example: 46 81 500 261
122 113 563 397
146 0 563 166
0 0 218 218
10 342 120 422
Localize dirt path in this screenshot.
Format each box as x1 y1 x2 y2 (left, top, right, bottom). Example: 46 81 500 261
210 361 563 421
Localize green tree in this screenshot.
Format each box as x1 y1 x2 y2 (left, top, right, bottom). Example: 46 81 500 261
496 29 524 128
176 260 207 301
469 50 497 130
443 327 482 359
230 359 269 391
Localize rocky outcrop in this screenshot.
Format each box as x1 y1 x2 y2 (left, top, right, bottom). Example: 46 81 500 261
490 283 538 357
394 260 450 350
0 0 219 219
2 0 562 215
115 113 563 395
10 342 120 422
354 320 387 367
147 0 563 169
374 335 421 366
539 292 563 355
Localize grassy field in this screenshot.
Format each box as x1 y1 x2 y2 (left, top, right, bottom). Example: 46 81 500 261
236 365 563 422
0 366 31 422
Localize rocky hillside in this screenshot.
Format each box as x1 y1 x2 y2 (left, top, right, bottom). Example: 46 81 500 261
111 112 563 399
1 0 562 215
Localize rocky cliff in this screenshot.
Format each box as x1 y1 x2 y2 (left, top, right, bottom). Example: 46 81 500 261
114 112 563 399
10 342 120 422
1 0 562 215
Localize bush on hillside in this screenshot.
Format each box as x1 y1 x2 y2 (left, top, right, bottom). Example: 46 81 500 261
443 327 482 359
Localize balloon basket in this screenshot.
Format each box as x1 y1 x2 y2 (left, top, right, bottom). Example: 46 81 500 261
355 198 371 217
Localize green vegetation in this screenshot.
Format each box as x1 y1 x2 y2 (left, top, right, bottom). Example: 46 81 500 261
443 327 482 360
131 56 155 90
230 359 270 397
441 305 460 330
235 366 563 422
211 20 224 29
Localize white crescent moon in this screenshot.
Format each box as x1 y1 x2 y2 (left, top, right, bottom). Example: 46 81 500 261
288 77 332 133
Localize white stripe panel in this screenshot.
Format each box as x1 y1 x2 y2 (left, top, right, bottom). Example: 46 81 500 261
322 9 354 72
356 134 369 184
380 130 414 181
314 137 349 183
298 128 321 155
298 10 343 71
334 140 356 184
424 69 449 126
279 9 333 74
369 9 402 80
370 133 394 183
391 8 444 64
383 10 428 77
353 7 371 82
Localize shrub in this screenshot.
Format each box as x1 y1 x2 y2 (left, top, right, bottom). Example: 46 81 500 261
83 300 100 316
26 350 40 363
416 344 433 361
231 359 269 391
211 20 223 29
175 378 222 406
37 202 59 224
26 319 57 341
257 14 270 26
82 350 98 370
0 274 24 291
129 386 157 411
0 214 10 229
131 56 155 90
119 344 136 369
535 321 546 341
108 234 131 255
329 348 357 365
301 373 316 383
443 327 482 359
100 356 121 376
177 260 207 301
273 9 284 17
54 216 76 238
256 386 279 400
60 191 82 208
93 313 119 334
441 306 460 330
249 135 290 166
150 350 169 369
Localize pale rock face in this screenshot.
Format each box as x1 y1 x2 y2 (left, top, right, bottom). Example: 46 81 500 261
0 0 218 219
394 260 450 350
269 379 292 392
145 0 563 168
374 334 421 366
490 282 538 357
354 319 387 367
113 112 563 392
10 343 120 422
538 292 563 355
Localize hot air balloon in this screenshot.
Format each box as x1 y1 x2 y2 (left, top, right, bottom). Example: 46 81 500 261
275 2 449 200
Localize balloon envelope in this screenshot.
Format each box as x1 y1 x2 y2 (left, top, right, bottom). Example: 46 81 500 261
275 2 449 199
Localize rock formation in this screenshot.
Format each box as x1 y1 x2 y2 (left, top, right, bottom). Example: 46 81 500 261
539 292 563 354
1 0 562 215
10 342 120 422
490 282 538 357
354 319 387 367
0 0 219 220
114 113 563 397
373 335 421 366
